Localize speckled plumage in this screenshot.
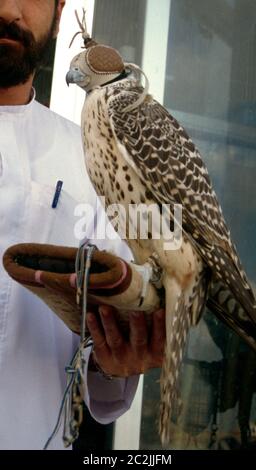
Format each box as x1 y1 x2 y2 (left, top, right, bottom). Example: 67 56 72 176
67 49 256 444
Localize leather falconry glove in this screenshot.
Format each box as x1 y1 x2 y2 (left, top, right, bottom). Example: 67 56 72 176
2 243 161 335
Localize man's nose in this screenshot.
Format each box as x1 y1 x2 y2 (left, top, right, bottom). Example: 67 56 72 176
0 0 22 24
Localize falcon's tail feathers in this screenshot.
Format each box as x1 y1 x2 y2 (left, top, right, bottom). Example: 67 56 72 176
159 283 191 445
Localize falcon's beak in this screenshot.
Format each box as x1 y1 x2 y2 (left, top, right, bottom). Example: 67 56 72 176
66 68 86 86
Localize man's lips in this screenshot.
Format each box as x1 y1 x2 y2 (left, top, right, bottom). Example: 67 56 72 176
0 38 23 46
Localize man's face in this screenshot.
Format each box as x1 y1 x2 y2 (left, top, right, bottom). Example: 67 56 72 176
0 1 62 88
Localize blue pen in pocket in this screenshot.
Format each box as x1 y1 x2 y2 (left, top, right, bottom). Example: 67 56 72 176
52 180 63 208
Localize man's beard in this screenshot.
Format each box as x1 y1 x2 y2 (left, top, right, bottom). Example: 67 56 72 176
0 16 57 88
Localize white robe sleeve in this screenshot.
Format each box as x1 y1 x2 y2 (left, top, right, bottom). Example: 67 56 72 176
82 347 139 424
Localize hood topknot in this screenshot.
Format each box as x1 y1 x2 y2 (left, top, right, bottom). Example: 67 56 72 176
71 9 125 76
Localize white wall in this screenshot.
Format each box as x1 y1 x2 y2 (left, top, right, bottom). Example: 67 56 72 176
142 0 171 104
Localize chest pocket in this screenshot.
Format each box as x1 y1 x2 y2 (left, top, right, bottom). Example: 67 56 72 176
23 181 90 247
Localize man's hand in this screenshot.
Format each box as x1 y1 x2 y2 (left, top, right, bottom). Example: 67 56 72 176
86 305 166 377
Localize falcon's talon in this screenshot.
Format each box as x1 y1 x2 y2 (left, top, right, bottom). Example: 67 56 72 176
150 266 163 287
146 254 163 288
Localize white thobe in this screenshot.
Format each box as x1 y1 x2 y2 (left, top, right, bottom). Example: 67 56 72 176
0 93 138 450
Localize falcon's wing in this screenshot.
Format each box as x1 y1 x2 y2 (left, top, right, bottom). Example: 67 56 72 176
107 83 228 248
107 81 256 332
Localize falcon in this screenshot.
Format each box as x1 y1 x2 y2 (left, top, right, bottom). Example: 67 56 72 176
66 19 256 444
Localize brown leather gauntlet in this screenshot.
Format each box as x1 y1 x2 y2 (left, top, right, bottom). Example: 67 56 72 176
2 243 161 335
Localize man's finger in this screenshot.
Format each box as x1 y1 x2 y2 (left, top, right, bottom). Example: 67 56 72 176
150 309 166 358
129 311 148 354
99 305 124 352
86 312 109 353
152 309 166 341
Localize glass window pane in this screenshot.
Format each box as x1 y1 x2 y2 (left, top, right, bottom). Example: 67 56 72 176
93 0 146 64
34 40 56 107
